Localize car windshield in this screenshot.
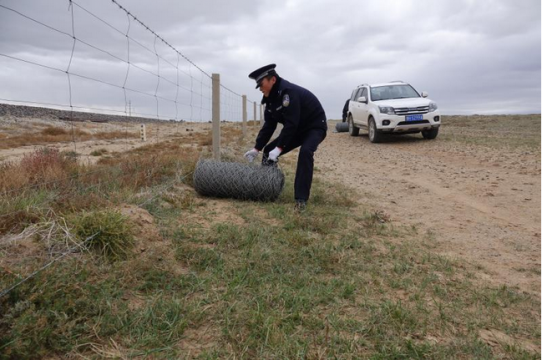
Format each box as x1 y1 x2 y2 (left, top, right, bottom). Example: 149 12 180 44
370 85 420 101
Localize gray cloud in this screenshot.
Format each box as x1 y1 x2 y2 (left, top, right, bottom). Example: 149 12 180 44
0 0 539 119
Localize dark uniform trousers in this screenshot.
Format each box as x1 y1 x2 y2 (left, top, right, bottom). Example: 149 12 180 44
262 128 326 202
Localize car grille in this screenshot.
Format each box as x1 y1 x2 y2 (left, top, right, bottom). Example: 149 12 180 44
394 106 429 115
397 120 430 126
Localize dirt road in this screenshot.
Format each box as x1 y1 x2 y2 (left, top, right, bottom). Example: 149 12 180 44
317 126 540 295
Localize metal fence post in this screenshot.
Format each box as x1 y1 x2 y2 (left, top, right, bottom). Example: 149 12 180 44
242 95 247 138
212 73 220 160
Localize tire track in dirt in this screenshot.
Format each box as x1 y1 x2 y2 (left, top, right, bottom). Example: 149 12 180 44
317 130 541 295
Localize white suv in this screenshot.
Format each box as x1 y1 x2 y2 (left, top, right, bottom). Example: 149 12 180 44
347 81 441 143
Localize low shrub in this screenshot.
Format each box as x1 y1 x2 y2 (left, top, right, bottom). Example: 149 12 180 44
0 148 77 192
41 126 68 136
90 148 108 156
20 147 77 186
72 210 134 261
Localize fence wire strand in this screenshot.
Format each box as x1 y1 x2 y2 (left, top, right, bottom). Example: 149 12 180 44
0 231 101 298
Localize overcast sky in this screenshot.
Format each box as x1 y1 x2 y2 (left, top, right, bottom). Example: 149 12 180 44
0 0 540 121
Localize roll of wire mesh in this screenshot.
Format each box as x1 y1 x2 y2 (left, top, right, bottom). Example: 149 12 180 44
335 122 349 133
193 159 285 201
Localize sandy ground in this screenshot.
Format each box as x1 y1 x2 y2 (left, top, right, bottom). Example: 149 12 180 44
1 116 540 296
317 125 541 295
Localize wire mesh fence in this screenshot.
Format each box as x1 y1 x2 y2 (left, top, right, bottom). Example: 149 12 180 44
0 0 263 161
0 0 271 212
0 0 266 351
0 0 215 123
0 0 272 206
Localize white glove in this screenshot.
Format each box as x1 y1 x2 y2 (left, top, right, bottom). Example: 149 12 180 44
244 148 259 162
268 147 282 162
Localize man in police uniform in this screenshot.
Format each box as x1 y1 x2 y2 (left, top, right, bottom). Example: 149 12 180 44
342 98 350 123
244 64 327 211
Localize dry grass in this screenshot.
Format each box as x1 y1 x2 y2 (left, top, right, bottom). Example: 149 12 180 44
442 114 540 149
222 125 244 144
0 210 41 235
0 148 78 192
0 138 201 237
90 148 108 156
193 130 212 146
41 126 70 136
94 130 136 140
0 127 138 149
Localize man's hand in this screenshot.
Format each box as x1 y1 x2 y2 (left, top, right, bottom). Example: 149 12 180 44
268 147 282 162
244 148 259 162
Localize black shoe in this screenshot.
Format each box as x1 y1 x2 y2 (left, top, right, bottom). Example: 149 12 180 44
294 200 307 212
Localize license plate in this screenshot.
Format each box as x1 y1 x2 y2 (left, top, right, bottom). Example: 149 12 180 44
405 115 423 121
406 114 423 121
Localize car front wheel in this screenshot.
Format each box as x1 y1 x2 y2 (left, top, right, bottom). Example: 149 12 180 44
368 118 382 143
348 116 359 136
422 127 439 140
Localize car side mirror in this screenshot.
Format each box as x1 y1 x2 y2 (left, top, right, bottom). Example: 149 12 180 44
357 96 367 103
421 91 429 98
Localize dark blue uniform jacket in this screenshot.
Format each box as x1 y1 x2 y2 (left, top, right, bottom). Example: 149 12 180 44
255 78 327 151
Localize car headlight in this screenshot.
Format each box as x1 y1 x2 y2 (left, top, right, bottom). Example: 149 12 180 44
428 102 438 112
379 106 395 115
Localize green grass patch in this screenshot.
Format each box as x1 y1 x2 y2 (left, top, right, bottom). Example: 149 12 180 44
71 210 134 261
442 115 540 150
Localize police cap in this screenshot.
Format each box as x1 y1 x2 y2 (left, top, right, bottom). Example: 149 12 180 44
248 64 277 89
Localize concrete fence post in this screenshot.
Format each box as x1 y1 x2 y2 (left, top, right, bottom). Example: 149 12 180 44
260 104 263 126
242 95 247 138
253 101 257 127
140 124 146 141
212 73 220 160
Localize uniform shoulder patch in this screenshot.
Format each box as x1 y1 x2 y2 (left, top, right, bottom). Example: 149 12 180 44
282 94 290 107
